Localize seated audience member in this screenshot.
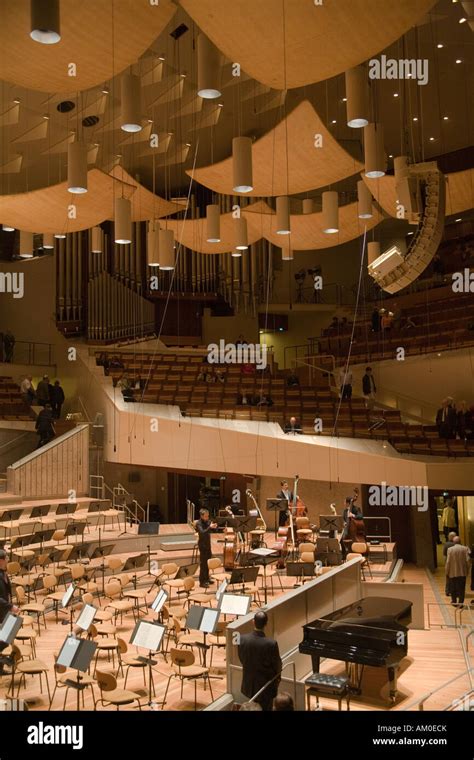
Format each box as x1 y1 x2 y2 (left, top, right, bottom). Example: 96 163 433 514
436 398 457 439
256 394 273 407
35 403 56 448
50 380 65 419
216 369 225 384
273 693 294 712
238 393 248 406
206 369 217 383
362 366 376 409
242 363 256 375
381 311 394 331
108 355 124 371
284 416 302 434
287 372 300 388
328 316 339 332
20 376 35 406
197 367 209 382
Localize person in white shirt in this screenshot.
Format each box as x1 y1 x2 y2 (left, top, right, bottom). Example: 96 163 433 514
20 376 35 406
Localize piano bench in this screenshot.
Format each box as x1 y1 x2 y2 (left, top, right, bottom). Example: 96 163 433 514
305 673 351 712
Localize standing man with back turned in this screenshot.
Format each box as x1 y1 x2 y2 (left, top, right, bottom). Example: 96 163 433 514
194 508 217 588
238 610 282 711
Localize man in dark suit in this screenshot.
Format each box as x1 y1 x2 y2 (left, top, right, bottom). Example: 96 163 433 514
436 398 457 439
284 416 302 435
238 611 282 711
276 480 293 527
194 509 217 588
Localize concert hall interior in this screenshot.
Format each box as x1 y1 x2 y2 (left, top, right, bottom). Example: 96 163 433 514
0 0 474 717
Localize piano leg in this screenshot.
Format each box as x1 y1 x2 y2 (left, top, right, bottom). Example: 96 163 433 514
388 666 398 704
311 655 321 674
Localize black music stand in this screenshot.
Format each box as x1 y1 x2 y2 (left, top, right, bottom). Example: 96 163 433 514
123 553 149 588
319 515 343 536
0 510 23 541
185 606 220 669
286 561 316 587
56 503 77 516
174 563 199 580
65 521 87 544
0 613 23 694
56 635 97 711
89 542 115 594
129 621 166 708
67 543 91 562
266 498 288 538
30 505 51 520
229 566 259 595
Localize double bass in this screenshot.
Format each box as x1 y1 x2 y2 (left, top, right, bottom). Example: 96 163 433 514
275 475 299 566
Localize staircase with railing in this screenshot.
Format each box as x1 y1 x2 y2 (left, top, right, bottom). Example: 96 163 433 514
89 475 147 526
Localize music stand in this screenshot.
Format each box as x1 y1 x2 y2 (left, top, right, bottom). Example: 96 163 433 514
229 566 259 595
0 509 23 541
89 541 115 594
67 543 90 562
130 621 166 708
174 563 199 580
56 503 77 516
61 583 77 630
266 498 288 538
319 515 343 535
219 593 251 617
65 521 87 545
185 606 219 668
76 604 96 634
30 505 51 520
56 635 97 711
151 590 168 621
0 614 23 695
286 561 315 587
215 579 228 603
123 553 148 588
31 528 55 554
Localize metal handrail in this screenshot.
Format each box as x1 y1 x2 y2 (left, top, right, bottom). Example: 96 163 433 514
248 659 297 704
114 483 146 523
3 340 54 367
402 668 474 711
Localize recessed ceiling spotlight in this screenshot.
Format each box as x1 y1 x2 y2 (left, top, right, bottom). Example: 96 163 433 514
13 98 20 104
456 59 462 64
393 92 399 97
429 136 435 141
101 87 109 95
459 17 467 23
43 114 49 120
407 231 414 235
437 43 443 48
158 55 165 61
147 118 153 123
185 142 191 147
443 116 449 120
455 218 462 222
168 131 174 136
180 73 187 78
218 103 224 108
413 117 418 121
342 97 347 102
389 154 393 158
331 119 336 124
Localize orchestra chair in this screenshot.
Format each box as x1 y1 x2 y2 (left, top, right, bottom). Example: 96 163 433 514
89 624 120 675
94 670 142 711
116 638 148 689
296 517 313 544
9 644 51 704
163 649 214 711
49 656 96 710
9 561 38 602
42 574 67 622
299 542 316 558
102 580 135 624
14 585 47 634
207 623 227 668
256 563 283 596
207 557 229 585
346 542 373 580
31 551 53 578
51 544 75 587
107 556 125 575
70 563 99 595
14 618 38 658
160 563 183 604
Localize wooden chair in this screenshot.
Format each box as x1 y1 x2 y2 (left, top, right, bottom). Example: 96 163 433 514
94 670 142 711
162 648 214 710
9 644 51 704
15 585 47 634
346 542 372 580
49 657 96 710
116 638 148 689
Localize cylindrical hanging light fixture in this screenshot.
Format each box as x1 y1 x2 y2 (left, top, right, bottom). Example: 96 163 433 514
367 241 381 266
345 65 369 128
159 229 175 270
231 250 242 258
357 180 373 219
281 243 293 261
2 224 15 232
42 233 55 249
276 196 291 235
30 0 60 44
197 34 222 99
234 217 248 250
206 204 221 242
54 232 66 239
364 122 386 178
115 197 132 244
302 198 314 215
91 226 103 253
322 191 339 234
121 73 142 133
67 141 88 194
19 230 34 258
232 136 253 193
147 221 160 267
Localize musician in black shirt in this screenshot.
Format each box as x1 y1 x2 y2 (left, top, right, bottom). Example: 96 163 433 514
341 496 363 556
195 509 217 587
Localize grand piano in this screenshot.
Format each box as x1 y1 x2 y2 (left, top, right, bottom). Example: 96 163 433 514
299 596 412 703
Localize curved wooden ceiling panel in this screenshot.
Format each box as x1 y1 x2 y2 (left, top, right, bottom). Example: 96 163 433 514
0 0 176 93
187 101 362 196
179 0 436 89
109 167 181 220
